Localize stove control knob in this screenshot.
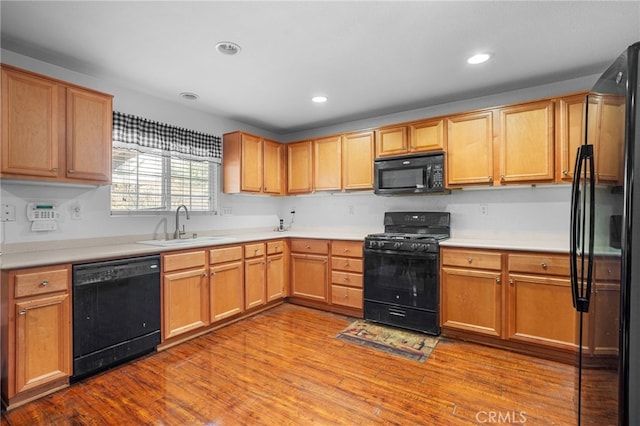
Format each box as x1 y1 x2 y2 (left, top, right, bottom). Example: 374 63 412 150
410 243 418 251
421 244 430 251
393 242 402 249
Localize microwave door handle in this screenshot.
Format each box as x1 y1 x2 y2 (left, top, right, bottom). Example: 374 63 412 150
426 165 432 188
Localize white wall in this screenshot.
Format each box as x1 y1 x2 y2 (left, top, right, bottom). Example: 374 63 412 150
0 49 598 245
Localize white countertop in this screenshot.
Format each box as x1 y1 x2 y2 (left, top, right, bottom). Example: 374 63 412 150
0 229 373 270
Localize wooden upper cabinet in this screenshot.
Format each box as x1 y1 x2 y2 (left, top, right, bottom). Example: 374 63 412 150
263 139 285 194
1 67 61 178
375 119 445 159
446 110 494 187
223 131 285 195
287 141 313 194
497 100 555 185
375 126 408 158
1 65 113 185
314 135 342 191
66 87 112 182
342 131 374 190
241 133 263 192
594 94 625 185
556 93 589 183
410 118 445 153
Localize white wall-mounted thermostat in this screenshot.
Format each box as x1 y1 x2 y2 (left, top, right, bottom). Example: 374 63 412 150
27 203 59 231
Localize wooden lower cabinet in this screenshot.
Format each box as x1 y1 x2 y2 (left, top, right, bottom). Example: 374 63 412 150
245 244 266 310
330 240 363 311
1 264 72 409
266 240 287 301
441 247 585 361
441 267 502 337
290 253 328 301
209 246 244 322
162 250 209 340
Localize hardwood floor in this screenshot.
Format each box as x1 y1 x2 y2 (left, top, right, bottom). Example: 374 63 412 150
1 304 616 425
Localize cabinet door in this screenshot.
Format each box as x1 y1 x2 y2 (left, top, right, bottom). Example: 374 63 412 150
507 274 580 350
595 95 625 185
1 68 61 178
343 131 374 190
556 94 592 183
290 253 328 301
162 268 209 339
441 267 502 337
241 133 263 192
409 118 445 153
210 261 244 322
267 253 286 301
263 139 284 194
14 293 71 395
374 126 407 158
287 141 313 194
314 135 342 191
245 256 266 309
498 100 555 184
331 285 363 309
446 111 494 186
65 87 112 183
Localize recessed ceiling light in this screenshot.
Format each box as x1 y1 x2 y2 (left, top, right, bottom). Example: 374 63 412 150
179 92 199 101
467 53 491 65
312 96 328 103
215 41 241 55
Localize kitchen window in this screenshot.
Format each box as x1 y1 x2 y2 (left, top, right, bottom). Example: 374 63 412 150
110 112 222 214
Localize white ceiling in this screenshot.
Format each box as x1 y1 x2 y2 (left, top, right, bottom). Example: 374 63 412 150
1 1 639 135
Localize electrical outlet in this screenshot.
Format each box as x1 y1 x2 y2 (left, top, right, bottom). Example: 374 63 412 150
71 203 82 220
479 204 489 216
1 204 15 222
221 207 232 216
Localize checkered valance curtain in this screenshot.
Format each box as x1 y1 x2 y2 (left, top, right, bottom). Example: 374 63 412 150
112 111 222 163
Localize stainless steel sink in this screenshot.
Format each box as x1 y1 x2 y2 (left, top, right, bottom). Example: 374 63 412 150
136 236 235 247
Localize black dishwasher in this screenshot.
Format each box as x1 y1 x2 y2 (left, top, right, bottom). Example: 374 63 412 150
72 255 161 382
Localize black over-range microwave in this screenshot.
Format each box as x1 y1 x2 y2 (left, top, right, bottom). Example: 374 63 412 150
374 152 448 195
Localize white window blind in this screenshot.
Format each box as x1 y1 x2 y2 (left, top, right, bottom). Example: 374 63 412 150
110 112 221 213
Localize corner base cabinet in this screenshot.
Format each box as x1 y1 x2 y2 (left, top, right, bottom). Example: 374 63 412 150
1 264 72 410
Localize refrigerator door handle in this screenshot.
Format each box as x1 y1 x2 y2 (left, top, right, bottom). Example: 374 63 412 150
570 144 595 313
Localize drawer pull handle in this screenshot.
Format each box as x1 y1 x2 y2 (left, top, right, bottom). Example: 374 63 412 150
18 310 26 316
467 257 473 263
40 280 49 287
343 248 350 253
344 261 350 267
541 262 548 270
305 245 311 249
343 277 350 282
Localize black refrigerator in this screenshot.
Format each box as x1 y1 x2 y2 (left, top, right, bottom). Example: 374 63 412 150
571 42 640 425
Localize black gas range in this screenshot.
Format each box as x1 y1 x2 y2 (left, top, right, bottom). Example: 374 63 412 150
363 212 450 335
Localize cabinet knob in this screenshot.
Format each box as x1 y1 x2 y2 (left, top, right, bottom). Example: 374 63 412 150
267 259 272 264
562 170 569 176
607 268 612 274
467 257 473 263
343 276 350 282
18 310 26 316
344 261 350 267
541 262 548 270
496 277 501 284
68 169 75 173
40 280 49 287
509 279 514 285
202 272 208 277
500 175 505 183
343 248 350 253
51 168 58 172
488 176 493 181
305 245 311 249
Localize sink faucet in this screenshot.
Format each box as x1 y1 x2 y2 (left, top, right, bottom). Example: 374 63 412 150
173 204 190 239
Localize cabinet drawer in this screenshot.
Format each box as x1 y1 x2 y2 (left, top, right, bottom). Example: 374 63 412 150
508 253 569 276
245 242 265 258
14 267 69 298
442 249 502 270
164 251 206 272
290 239 329 255
331 257 363 273
267 240 286 255
331 285 363 309
210 246 243 264
595 258 621 281
331 271 363 288
331 240 363 258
